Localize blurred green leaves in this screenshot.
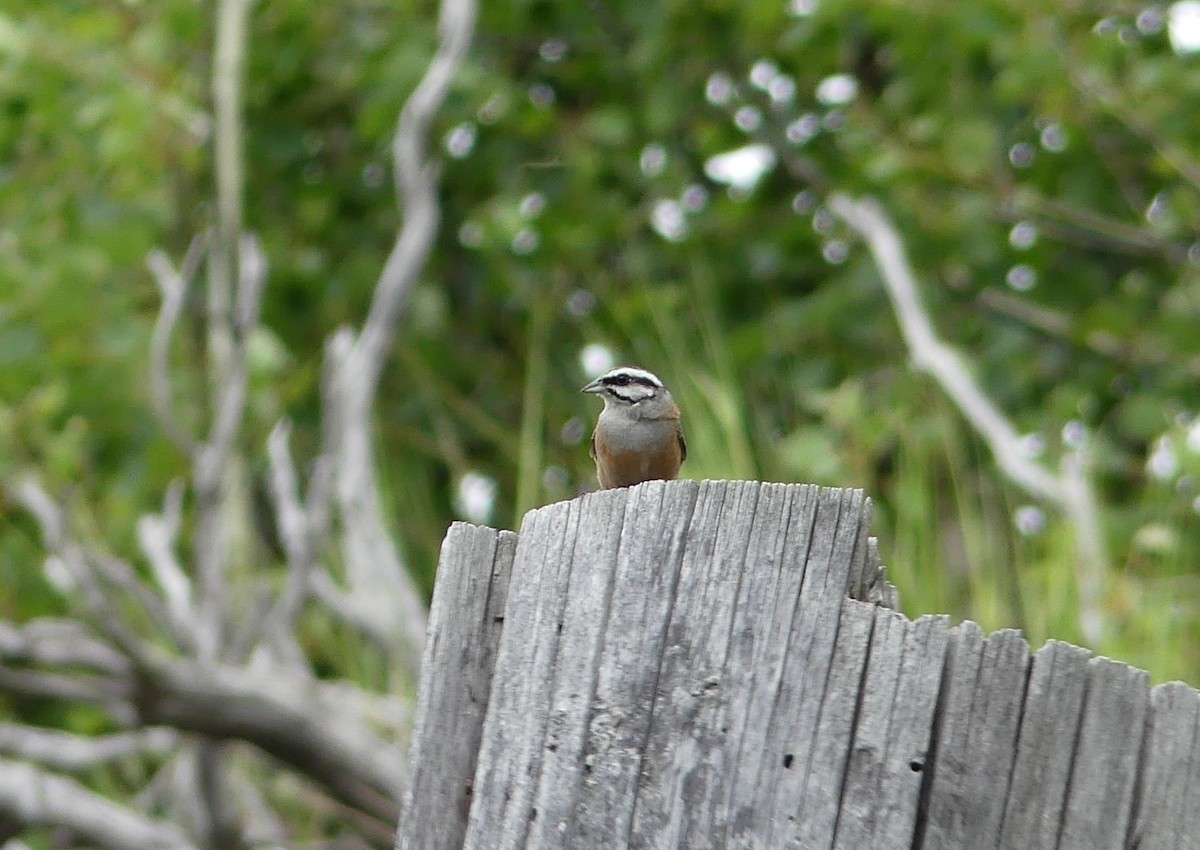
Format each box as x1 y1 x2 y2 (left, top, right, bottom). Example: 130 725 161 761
5 0 1200 687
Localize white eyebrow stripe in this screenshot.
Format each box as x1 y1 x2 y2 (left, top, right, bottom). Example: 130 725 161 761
602 367 663 387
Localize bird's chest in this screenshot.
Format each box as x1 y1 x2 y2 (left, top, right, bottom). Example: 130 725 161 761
594 414 681 489
597 412 671 452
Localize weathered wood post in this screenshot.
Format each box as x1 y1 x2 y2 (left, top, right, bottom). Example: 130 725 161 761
396 480 1200 850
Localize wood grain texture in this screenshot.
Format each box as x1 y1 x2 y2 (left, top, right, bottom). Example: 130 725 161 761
399 480 1200 850
1057 657 1148 850
463 490 622 850
835 609 949 849
999 639 1093 849
761 488 872 849
628 480 765 848
920 623 1030 850
396 522 516 850
1131 682 1200 849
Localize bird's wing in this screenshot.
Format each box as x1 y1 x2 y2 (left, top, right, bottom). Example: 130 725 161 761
677 422 687 463
589 430 598 460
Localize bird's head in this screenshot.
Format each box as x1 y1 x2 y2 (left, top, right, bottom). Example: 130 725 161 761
581 366 674 416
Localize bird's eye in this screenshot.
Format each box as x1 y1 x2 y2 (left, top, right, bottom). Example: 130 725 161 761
612 375 629 385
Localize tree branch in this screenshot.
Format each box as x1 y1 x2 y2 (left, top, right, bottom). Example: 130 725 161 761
193 0 262 664
829 193 1109 642
0 758 196 850
0 666 132 719
10 478 160 663
0 724 178 772
0 618 403 830
136 479 199 649
260 419 320 649
0 619 130 676
316 0 478 674
146 235 207 455
135 657 405 825
354 0 478 388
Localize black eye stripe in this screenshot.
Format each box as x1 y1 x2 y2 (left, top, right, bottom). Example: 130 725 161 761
604 374 657 388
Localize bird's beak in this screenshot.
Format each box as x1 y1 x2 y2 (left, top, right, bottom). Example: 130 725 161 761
580 378 605 394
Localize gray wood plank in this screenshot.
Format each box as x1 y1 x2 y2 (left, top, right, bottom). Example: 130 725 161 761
628 480 773 848
1057 656 1148 850
998 639 1093 850
884 614 951 830
843 498 872 601
523 488 630 847
396 522 516 850
723 484 822 847
789 597 877 850
403 481 1200 850
1131 682 1200 849
1178 690 1200 850
920 623 1030 850
559 479 700 848
860 612 949 847
749 487 869 849
833 604 908 850
462 495 591 850
709 484 815 846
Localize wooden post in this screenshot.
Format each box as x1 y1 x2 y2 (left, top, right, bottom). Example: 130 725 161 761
396 480 1200 850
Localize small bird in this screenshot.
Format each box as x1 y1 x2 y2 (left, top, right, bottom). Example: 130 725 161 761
581 366 687 489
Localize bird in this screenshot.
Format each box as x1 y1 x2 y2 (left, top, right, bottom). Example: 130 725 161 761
581 366 687 489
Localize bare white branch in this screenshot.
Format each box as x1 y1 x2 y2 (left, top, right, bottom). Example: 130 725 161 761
266 421 305 568
163 477 185 538
90 553 196 653
0 758 197 850
323 331 427 667
138 656 405 823
229 764 289 850
190 0 260 665
300 0 478 673
12 477 66 551
1060 449 1109 639
207 0 251 382
235 232 268 333
10 479 168 661
830 193 1108 641
0 667 135 725
0 724 178 772
307 568 395 650
137 481 196 642
259 419 321 652
829 195 1063 502
155 748 212 845
0 622 403 827
0 619 130 676
355 0 478 393
145 235 207 454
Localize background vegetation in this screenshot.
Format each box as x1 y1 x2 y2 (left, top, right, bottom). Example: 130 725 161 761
3 0 1200 845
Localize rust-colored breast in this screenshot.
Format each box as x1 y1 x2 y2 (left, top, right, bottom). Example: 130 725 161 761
595 435 684 489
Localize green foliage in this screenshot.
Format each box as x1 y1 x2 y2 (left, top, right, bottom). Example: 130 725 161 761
5 0 1200 706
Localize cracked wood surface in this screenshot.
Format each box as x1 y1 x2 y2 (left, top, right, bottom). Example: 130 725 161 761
396 480 1199 850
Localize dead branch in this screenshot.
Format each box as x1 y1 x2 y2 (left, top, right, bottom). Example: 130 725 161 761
146 235 208 455
830 193 1108 642
0 724 178 773
0 758 197 850
315 0 479 672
